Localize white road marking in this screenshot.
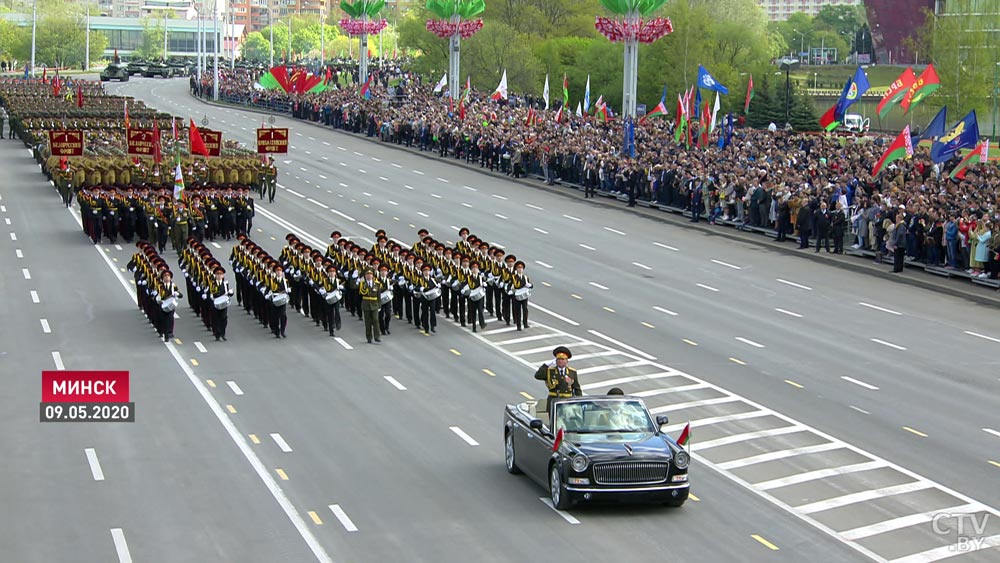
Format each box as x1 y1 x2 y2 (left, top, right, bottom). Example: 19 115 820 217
194 341 207 354
9 232 16 240
795 481 933 514
632 262 652 270
755 461 885 491
696 283 719 292
604 226 626 236
307 198 329 209
695 425 803 450
379 176 390 182
534 228 549 235
841 376 880 390
965 330 1000 344
535 260 553 269
711 259 742 269
431 193 443 199
384 376 407 391
413 169 424 175
589 282 609 290
0 205 4 212
52 351 64 370
323 141 330 146
527 303 580 326
436 177 449 183
328 504 359 532
449 426 480 446
417 212 429 218
286 189 305 198
714 442 843 471
338 146 346 150
114 244 122 251
15 248 22 258
356 222 377 233
588 330 657 361
352 151 362 156
539 497 580 524
227 381 244 396
308 136 315 141
491 193 509 200
870 338 907 351
211 242 221 249
461 202 473 208
735 337 765 348
270 433 293 453
319 174 327 180
840 503 985 541
463 185 477 191
582 371 684 391
775 308 802 318
896 535 1000 563
388 200 399 206
495 213 508 219
299 167 307 172
30 290 39 303
358 169 367 174
330 208 355 222
653 306 678 316
525 203 544 210
776 278 813 290
85 448 105 481
392 163 402 168
22 268 31 279
850 405 871 415
653 242 679 251
110 528 132 563
562 214 582 222
982 428 1000 439
335 337 353 350
578 243 595 250
404 185 414 190
858 302 902 316
4 218 9 225
40 319 51 333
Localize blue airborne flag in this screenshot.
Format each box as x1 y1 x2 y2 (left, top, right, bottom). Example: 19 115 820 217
697 65 729 95
623 117 636 158
833 66 871 123
919 106 947 144
931 110 980 164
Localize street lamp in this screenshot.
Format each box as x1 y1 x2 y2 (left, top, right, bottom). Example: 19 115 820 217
792 29 805 59
993 62 1000 138
779 58 800 126
814 72 817 89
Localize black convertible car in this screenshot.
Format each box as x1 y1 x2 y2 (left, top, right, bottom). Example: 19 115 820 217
503 395 690 509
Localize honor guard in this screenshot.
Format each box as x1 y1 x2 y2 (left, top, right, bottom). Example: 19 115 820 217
269 265 290 338
511 260 532 330
210 266 234 341
417 263 439 334
534 346 582 412
359 268 383 343
320 263 344 336
465 261 487 332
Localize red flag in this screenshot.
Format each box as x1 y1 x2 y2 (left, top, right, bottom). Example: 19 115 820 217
189 118 209 156
41 67 47 83
77 84 84 108
124 99 130 130
871 125 913 177
744 74 754 114
153 121 162 165
552 428 564 452
819 104 838 131
677 422 690 447
52 73 61 97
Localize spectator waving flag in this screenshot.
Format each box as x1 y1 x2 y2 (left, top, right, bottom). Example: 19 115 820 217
950 140 990 180
878 66 916 119
744 74 754 113
697 65 728 94
490 69 508 101
561 74 569 109
639 85 668 124
872 125 914 177
542 74 550 110
583 75 591 114
820 66 870 131
901 64 941 114
359 75 373 99
918 106 947 148
433 73 447 94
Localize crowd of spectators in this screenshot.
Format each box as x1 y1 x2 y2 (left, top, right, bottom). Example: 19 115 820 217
193 64 1000 285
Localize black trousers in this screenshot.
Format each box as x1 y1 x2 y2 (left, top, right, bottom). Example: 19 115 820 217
468 297 486 330
420 298 437 333
893 247 905 272
379 303 392 334
270 303 287 336
213 307 228 338
513 298 529 329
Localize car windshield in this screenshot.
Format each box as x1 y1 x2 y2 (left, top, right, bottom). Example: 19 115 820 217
554 400 654 434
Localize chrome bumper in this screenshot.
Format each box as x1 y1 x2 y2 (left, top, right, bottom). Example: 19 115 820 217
565 483 690 493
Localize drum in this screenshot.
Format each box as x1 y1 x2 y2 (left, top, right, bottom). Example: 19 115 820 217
423 287 441 301
461 284 470 297
161 296 178 312
271 292 289 306
325 289 343 304
379 290 394 306
514 287 532 301
213 295 231 310
451 278 462 291
469 286 486 301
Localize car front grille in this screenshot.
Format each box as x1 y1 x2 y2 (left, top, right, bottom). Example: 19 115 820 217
592 461 669 485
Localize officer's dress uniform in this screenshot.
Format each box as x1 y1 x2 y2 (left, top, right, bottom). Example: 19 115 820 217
534 363 582 413
358 275 384 343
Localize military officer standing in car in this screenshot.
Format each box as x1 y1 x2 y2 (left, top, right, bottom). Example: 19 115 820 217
534 346 581 412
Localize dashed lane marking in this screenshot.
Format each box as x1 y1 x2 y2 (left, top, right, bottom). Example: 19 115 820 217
525 203 543 210
495 213 508 220
696 283 719 292
463 185 476 191
632 262 652 270
641 322 655 329
22 268 31 279
194 342 207 353
277 469 290 481
728 357 747 365
307 510 322 524
751 535 779 551
579 243 595 251
520 391 534 400
870 338 907 351
784 380 804 389
535 260 553 269
711 259 742 270
52 351 64 370
249 434 260 444
271 433 293 453
775 308 802 318
653 306 678 316
534 227 549 235
682 339 698 346
384 376 406 390
110 528 133 563
539 498 580 524
227 381 244 396
965 330 1000 344
563 214 582 222
653 242 678 251
776 278 813 290
206 379 216 388
735 337 765 348
984 428 1000 439
589 282 609 290
85 448 105 481
449 426 479 446
40 319 51 333
30 290 39 303
226 405 237 414
902 426 928 438
604 226 626 236
328 504 359 532
492 194 508 200
841 376 879 390
858 302 902 316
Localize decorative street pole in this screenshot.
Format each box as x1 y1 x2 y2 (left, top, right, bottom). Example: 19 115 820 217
269 9 274 67
595 0 673 118
85 3 91 71
425 0 485 101
338 0 388 87
213 4 220 101
30 0 37 77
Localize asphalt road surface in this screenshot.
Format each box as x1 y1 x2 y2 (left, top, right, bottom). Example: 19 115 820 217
1 74 998 562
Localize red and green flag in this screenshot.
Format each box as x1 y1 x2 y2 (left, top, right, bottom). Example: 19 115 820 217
950 140 990 180
901 64 940 114
872 125 914 177
640 85 668 124
258 65 328 94
744 74 754 114
561 74 569 109
677 422 690 447
877 66 916 119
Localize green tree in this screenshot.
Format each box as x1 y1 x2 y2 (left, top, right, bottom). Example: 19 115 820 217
242 31 271 62
134 20 165 60
812 4 863 39
9 11 107 69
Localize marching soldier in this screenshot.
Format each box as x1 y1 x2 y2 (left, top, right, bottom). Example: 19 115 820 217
466 261 487 332
358 268 383 343
156 269 183 342
534 346 582 412
172 200 191 253
501 254 517 325
210 266 234 341
320 263 343 337
416 263 439 335
377 264 393 336
511 260 532 331
269 265 290 338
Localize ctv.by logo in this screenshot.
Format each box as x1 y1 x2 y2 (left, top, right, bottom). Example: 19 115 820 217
931 512 990 552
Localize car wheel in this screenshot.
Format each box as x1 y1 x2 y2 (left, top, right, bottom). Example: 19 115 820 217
550 464 571 510
504 431 522 475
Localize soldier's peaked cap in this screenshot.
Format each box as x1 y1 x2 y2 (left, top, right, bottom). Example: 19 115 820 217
553 346 572 360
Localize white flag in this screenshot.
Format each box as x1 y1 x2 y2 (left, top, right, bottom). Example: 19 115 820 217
490 69 508 101
583 75 591 114
575 102 582 118
433 73 447 94
710 92 721 133
543 74 550 110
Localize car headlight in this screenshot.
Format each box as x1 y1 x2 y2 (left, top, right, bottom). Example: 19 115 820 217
571 454 589 473
674 450 690 470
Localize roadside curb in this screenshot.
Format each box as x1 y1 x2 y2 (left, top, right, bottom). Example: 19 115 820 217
190 93 1000 308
